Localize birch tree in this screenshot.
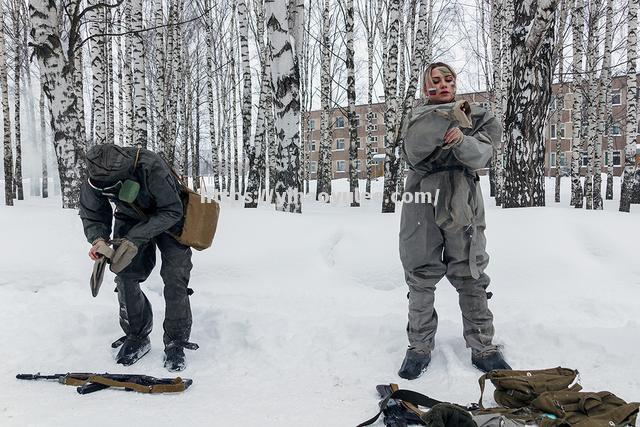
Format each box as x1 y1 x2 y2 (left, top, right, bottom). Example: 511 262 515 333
570 0 585 207
317 0 333 201
345 0 360 206
29 0 87 208
238 0 252 195
13 0 24 200
1 0 13 206
131 0 148 148
502 0 559 208
603 0 614 200
266 0 302 213
620 0 638 213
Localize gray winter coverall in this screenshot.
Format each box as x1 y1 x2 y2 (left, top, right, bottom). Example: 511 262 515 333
399 101 502 355
79 145 193 345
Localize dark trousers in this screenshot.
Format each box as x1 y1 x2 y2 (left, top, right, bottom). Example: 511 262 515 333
114 231 193 345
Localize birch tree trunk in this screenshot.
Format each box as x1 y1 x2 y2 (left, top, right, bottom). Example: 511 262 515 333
88 2 107 146
154 0 166 152
490 0 503 205
13 1 23 200
238 0 252 195
30 0 86 208
0 1 12 205
122 1 133 147
584 10 598 210
245 0 268 207
40 74 48 199
131 0 148 148
381 0 401 213
203 0 220 192
266 0 302 213
620 0 638 212
230 3 239 197
317 0 332 201
346 0 360 207
503 0 559 208
603 0 614 200
570 0 585 207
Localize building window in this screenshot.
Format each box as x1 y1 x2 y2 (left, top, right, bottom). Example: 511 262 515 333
611 90 621 106
550 152 557 167
354 114 360 127
354 160 362 172
368 135 378 144
309 140 317 151
605 150 622 166
309 161 318 173
335 116 345 128
336 160 346 172
559 152 567 166
371 147 379 154
581 152 588 167
367 112 379 123
356 137 362 148
367 124 378 132
309 119 315 130
550 124 557 139
611 123 621 136
558 123 565 138
335 138 345 150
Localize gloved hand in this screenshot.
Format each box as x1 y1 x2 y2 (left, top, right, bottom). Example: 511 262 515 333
452 100 472 128
89 239 114 261
442 127 464 150
110 239 138 274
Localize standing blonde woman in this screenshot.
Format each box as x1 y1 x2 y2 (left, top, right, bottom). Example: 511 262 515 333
397 62 510 379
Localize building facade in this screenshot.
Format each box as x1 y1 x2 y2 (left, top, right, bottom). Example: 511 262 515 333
304 76 640 180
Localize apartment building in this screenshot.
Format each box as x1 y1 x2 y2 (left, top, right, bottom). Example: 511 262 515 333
304 75 640 180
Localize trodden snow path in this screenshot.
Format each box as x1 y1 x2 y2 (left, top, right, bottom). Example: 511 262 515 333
0 176 639 426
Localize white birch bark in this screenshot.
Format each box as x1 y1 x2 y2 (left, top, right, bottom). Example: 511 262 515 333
1 0 13 205
88 2 107 146
29 0 86 208
620 0 638 212
316 0 332 201
238 0 252 195
603 0 614 200
131 0 148 148
266 0 302 213
570 0 585 207
13 1 23 200
346 0 360 207
503 0 559 208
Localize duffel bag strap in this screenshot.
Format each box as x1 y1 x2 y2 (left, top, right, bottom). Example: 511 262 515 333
357 385 444 427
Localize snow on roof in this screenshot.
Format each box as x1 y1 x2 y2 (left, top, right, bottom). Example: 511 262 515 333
373 153 386 159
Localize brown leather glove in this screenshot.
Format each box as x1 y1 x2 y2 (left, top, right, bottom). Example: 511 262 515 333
110 239 138 274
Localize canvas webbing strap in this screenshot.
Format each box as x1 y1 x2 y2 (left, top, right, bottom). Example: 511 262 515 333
86 375 188 394
357 386 444 427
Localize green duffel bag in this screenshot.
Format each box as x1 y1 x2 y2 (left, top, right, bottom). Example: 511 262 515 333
478 367 581 409
532 390 640 427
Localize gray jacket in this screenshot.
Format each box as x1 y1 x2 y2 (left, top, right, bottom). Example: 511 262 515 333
79 146 184 247
403 101 501 230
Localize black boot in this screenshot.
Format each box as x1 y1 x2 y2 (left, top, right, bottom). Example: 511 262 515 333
163 341 199 372
113 336 151 366
471 350 511 373
398 348 431 380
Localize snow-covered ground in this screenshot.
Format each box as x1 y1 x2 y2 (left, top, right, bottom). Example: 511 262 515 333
0 176 639 427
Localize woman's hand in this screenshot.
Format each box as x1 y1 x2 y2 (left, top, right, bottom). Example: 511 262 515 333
443 127 464 149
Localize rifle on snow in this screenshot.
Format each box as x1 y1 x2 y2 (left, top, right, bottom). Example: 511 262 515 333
16 372 193 394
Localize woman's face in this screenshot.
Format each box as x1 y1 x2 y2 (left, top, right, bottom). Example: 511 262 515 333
424 67 456 103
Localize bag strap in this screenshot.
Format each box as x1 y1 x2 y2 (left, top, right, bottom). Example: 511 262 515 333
357 386 444 427
87 375 189 394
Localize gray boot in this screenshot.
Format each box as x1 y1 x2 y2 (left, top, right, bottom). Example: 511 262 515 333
398 348 431 380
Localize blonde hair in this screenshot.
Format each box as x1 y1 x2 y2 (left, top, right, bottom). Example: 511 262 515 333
422 62 457 98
